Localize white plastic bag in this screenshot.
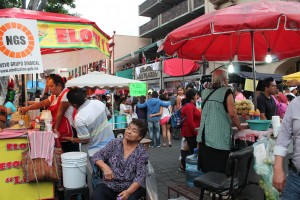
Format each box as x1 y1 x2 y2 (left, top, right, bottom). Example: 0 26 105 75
253 137 279 200
146 161 159 200
126 114 132 124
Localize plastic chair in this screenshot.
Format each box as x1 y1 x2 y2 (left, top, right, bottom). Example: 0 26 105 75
194 146 254 200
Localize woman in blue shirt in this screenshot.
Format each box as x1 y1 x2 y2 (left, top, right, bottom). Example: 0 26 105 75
4 96 16 127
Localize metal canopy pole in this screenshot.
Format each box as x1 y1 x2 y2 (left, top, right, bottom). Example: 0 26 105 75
251 31 257 109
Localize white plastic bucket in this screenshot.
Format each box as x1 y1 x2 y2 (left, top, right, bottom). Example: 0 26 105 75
61 152 87 189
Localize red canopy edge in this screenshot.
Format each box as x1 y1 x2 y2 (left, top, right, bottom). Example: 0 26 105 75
163 58 200 76
0 8 111 40
40 48 82 55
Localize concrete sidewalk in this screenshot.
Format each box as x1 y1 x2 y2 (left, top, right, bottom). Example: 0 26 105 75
148 138 198 200
148 138 264 200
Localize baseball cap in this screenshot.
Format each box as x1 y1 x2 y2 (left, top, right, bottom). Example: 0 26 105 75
289 86 297 92
148 89 153 95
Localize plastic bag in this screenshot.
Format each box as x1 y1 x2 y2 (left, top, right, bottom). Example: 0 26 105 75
126 114 132 125
146 161 159 200
253 137 279 200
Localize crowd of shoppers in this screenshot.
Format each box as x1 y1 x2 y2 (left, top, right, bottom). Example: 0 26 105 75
3 68 300 200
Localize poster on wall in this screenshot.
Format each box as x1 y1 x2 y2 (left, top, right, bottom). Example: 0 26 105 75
135 62 161 80
0 18 43 76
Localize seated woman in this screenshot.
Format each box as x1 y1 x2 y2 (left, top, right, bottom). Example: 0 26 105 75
91 119 148 200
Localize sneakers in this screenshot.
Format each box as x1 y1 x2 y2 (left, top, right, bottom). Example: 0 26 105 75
179 164 185 172
157 145 161 148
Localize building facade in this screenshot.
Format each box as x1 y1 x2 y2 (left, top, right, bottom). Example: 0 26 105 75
114 0 300 92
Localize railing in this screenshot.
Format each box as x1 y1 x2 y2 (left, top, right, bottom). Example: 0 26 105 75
193 0 204 9
161 0 189 25
139 16 159 36
139 0 158 14
209 0 232 9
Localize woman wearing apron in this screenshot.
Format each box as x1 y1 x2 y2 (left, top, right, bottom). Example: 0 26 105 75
21 74 79 152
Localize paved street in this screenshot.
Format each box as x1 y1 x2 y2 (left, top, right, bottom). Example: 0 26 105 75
148 138 203 200
147 136 266 200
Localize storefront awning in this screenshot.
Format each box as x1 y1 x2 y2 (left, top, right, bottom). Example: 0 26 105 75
282 72 300 81
234 71 283 81
116 68 133 79
163 58 200 76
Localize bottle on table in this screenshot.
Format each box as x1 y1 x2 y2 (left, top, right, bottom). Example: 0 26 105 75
249 96 253 102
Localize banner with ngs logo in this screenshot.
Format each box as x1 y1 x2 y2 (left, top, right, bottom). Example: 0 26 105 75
0 18 43 76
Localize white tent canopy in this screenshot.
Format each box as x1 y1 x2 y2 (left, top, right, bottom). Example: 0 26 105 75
42 49 107 70
65 72 143 88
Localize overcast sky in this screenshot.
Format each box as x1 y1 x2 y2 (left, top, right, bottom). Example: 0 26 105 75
73 0 149 37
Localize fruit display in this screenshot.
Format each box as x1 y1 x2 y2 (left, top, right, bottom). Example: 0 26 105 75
235 100 254 115
259 180 278 200
249 109 261 116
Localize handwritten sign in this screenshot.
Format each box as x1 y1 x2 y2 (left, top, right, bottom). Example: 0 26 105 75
129 82 147 97
0 138 53 200
244 78 258 92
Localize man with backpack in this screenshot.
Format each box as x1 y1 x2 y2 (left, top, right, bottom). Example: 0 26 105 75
137 91 170 148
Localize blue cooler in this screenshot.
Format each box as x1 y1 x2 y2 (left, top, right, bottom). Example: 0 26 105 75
186 148 203 187
115 115 127 129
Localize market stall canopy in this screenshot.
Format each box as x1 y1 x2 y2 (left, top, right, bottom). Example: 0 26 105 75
162 1 300 62
163 58 200 76
161 1 300 108
234 71 283 81
201 71 283 83
282 72 300 81
0 8 110 69
95 89 107 95
41 48 105 69
0 8 110 54
65 72 143 88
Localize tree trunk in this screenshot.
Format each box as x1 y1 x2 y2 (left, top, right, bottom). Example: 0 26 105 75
22 0 27 9
0 76 9 105
27 0 40 10
37 0 48 11
27 0 33 9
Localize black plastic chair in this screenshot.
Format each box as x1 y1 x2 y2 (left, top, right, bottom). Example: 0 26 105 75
194 146 254 200
64 185 89 200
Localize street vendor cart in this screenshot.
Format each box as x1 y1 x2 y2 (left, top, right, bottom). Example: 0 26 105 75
0 7 110 199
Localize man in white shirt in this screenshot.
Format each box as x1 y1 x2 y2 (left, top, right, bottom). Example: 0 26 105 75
65 88 114 189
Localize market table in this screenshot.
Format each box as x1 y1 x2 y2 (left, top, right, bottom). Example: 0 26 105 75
233 128 273 142
0 129 54 200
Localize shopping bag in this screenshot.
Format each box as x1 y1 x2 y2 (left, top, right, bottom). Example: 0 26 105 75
22 148 62 182
126 114 132 125
146 161 159 200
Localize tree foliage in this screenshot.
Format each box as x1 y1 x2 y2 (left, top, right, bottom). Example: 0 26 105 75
0 0 76 14
44 0 75 14
0 0 22 9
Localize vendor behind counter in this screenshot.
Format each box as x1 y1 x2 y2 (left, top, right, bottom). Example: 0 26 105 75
0 105 7 129
20 74 78 152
